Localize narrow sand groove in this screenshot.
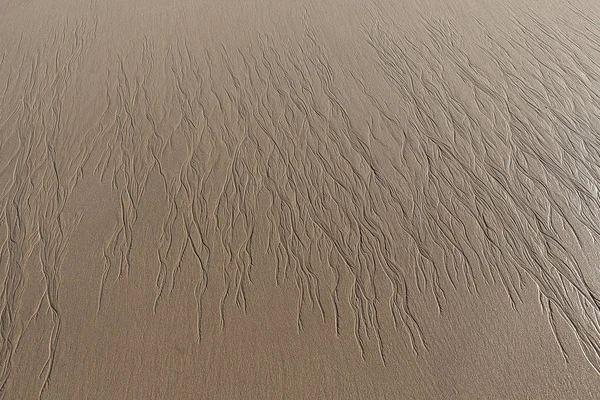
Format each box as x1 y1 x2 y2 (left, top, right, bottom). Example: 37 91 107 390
0 17 96 394
363 11 600 371
96 45 158 294
1 1 600 398
154 44 213 340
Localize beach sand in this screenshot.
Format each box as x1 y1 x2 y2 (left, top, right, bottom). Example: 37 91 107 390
2 0 600 398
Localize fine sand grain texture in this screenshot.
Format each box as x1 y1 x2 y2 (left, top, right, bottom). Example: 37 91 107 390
2 0 600 398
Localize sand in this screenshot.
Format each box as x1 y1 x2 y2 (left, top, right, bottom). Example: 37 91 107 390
2 0 600 398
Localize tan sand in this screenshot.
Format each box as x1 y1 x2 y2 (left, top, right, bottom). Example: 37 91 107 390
2 0 600 398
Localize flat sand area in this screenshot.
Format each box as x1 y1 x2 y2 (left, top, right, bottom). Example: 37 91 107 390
2 0 600 398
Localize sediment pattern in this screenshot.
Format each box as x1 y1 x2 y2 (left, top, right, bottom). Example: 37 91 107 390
1 3 600 397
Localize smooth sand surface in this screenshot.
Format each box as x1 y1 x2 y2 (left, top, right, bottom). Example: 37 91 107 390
2 0 600 398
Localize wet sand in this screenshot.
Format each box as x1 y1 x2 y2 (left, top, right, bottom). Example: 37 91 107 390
2 0 600 398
